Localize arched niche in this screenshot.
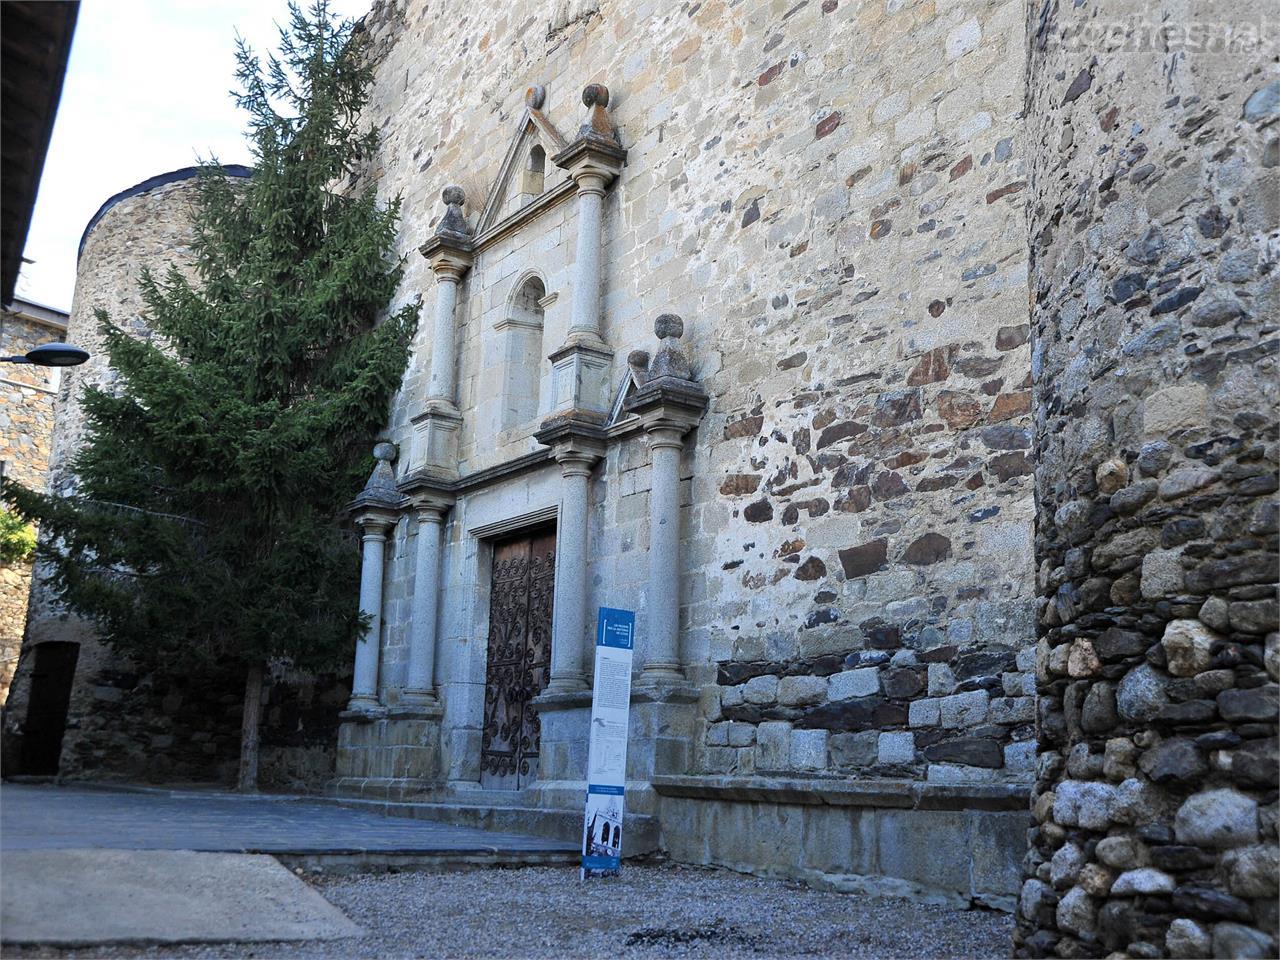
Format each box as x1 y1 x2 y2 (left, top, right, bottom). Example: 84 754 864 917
496 273 547 431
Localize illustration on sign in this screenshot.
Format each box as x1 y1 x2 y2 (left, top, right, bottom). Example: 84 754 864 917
581 607 634 879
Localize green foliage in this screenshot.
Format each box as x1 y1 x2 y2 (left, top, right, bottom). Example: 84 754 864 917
3 0 418 675
0 507 36 564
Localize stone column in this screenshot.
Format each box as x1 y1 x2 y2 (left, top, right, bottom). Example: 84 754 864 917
544 444 601 694
1018 4 1277 958
349 513 394 710
413 187 473 478
625 314 708 686
640 423 685 682
426 263 463 404
548 84 626 418
567 167 606 343
403 494 452 706
345 442 402 713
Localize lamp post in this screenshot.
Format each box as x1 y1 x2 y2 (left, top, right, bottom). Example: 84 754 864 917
0 343 89 366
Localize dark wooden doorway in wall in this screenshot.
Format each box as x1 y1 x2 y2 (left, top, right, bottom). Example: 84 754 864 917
480 527 555 790
20 641 79 775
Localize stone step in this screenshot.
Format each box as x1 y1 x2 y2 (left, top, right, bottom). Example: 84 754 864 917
320 790 661 858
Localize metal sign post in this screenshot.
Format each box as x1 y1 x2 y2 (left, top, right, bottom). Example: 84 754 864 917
580 607 635 879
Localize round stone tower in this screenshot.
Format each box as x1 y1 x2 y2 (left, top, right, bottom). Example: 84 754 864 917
1020 2 1277 958
7 166 252 781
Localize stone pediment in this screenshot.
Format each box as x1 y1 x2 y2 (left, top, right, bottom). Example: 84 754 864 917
475 85 573 235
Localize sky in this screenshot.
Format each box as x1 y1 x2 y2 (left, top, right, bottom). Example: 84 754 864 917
15 0 371 313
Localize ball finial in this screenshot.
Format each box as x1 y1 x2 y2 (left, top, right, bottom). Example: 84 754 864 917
525 84 546 109
373 441 397 463
442 185 466 208
582 83 609 108
654 313 683 340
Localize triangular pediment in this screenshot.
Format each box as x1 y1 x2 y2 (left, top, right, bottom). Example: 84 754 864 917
476 103 572 234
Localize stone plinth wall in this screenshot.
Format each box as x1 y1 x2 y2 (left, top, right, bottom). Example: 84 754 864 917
1018 2 1278 957
4 170 350 788
654 776 1028 909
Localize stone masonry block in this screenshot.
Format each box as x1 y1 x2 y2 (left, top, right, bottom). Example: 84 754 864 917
940 690 989 728
744 675 779 704
789 729 828 771
779 675 828 706
878 731 915 765
755 720 791 772
829 667 879 700
909 697 942 727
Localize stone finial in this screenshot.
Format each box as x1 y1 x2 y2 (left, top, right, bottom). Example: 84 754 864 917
525 84 546 109
627 349 651 387
580 83 618 142
355 441 400 509
647 313 693 381
436 185 472 240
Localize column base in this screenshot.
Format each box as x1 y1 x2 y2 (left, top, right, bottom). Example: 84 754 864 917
336 708 443 782
543 675 588 695
344 696 383 714
399 689 441 709
638 663 684 684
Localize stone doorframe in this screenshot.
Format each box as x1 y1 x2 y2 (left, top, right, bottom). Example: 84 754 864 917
447 501 562 785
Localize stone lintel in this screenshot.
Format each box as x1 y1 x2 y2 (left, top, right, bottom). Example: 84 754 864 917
624 377 709 435
649 775 1031 811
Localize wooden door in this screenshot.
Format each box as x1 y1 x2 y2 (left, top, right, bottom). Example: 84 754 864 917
480 528 555 789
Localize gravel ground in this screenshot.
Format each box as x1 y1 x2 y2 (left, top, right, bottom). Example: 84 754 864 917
9 862 1013 959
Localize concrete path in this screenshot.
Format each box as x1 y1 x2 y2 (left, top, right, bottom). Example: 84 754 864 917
0 783 579 946
1 782 577 855
2 849 362 945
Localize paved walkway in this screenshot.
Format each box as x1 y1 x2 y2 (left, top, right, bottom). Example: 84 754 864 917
0 783 577 855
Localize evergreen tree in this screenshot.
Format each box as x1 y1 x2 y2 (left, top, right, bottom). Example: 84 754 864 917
3 0 418 790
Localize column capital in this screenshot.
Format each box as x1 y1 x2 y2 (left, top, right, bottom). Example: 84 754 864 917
353 508 398 537
407 489 454 520
420 238 474 280
535 414 607 469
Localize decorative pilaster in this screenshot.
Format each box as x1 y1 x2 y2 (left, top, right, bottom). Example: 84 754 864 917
346 442 403 712
413 187 474 478
402 488 454 706
625 315 708 685
534 418 607 694
549 84 627 417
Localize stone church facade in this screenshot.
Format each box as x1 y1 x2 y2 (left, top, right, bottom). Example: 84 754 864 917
6 0 1276 954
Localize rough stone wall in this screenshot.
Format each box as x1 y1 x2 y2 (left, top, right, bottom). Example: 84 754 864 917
5 175 349 788
364 0 1038 787
1 304 67 699
1017 2 1278 957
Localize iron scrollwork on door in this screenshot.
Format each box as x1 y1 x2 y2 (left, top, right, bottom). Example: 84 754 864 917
481 529 555 789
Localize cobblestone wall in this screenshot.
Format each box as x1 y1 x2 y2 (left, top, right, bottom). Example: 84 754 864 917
363 0 1037 787
1017 2 1278 956
1 303 67 700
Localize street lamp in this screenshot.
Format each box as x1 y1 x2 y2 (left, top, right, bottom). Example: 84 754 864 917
0 343 90 366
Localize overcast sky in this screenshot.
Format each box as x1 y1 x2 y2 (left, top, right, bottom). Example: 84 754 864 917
16 0 370 313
